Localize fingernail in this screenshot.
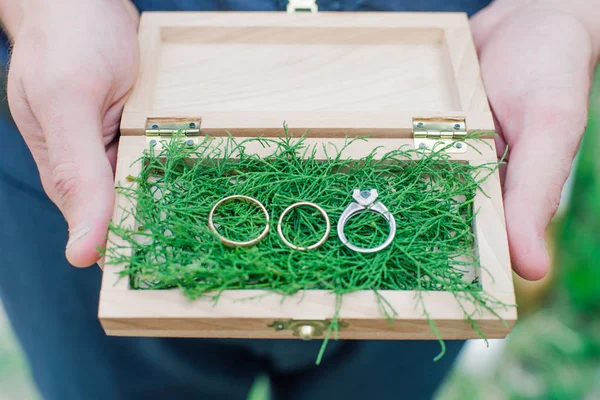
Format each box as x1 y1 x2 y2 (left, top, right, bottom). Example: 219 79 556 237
67 223 91 249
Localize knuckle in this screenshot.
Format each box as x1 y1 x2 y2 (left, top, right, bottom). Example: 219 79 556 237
51 162 82 207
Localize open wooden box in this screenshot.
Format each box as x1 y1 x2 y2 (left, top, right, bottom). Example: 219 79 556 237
100 11 517 340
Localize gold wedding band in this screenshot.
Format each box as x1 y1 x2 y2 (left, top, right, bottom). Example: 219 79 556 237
277 202 330 251
208 195 270 247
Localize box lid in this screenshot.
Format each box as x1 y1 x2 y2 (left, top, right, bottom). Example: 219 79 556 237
120 12 494 137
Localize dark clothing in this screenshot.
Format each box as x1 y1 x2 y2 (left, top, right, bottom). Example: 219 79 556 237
0 1 490 399
131 0 490 13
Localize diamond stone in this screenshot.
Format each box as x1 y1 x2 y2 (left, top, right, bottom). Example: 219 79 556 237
353 188 378 206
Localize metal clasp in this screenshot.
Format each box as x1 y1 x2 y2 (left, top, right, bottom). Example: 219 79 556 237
287 0 318 13
269 319 348 340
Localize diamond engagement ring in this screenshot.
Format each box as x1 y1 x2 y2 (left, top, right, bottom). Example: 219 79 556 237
337 189 396 253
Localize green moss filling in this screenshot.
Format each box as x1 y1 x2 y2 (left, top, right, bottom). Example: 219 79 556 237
107 128 511 363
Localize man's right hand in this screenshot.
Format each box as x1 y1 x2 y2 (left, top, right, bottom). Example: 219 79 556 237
3 0 140 267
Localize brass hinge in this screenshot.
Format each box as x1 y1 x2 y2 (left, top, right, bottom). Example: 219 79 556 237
269 319 348 340
413 117 467 153
145 118 201 149
287 0 318 13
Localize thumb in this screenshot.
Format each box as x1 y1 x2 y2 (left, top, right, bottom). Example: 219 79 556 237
502 101 585 281
40 96 115 267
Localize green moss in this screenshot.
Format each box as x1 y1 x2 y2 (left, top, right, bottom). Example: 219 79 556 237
107 128 510 362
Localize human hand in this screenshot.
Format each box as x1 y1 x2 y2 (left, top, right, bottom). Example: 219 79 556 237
5 0 139 267
471 1 599 280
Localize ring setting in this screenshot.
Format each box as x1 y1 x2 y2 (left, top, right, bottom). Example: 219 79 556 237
337 188 397 253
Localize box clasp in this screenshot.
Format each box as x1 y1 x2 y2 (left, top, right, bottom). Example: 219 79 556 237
145 118 201 149
269 319 348 340
413 117 467 153
287 0 318 13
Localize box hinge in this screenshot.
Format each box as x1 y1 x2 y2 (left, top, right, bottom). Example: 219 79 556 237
413 117 467 153
287 0 318 13
145 119 201 149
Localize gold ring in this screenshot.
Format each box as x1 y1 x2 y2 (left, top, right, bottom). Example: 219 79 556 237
277 202 330 251
208 195 270 247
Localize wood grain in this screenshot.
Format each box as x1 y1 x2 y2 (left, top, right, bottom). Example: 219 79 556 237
103 11 515 340
100 135 516 339
100 290 514 340
120 12 495 135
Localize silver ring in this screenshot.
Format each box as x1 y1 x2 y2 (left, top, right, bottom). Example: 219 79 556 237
337 189 396 253
208 195 270 247
277 202 330 251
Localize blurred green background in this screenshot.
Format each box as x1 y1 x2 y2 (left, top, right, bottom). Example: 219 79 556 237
1 74 598 400
0 309 38 398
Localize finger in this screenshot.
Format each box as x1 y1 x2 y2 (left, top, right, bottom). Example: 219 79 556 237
492 114 508 183
502 94 586 280
106 138 119 172
6 70 62 202
38 94 115 267
102 92 130 172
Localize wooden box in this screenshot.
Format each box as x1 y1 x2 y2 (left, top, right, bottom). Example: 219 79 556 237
99 11 517 340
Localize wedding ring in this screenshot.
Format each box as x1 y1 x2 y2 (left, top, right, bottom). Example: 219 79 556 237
277 202 330 251
337 188 396 253
208 195 270 247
